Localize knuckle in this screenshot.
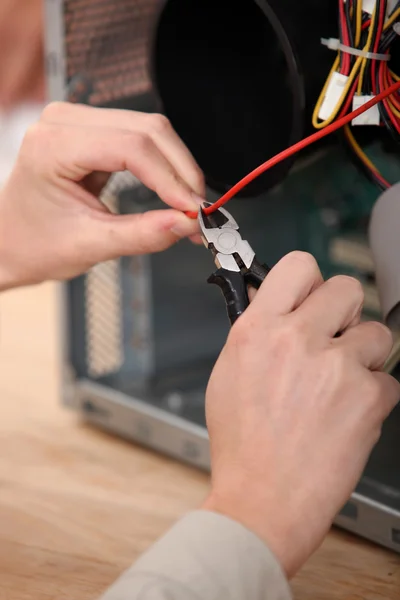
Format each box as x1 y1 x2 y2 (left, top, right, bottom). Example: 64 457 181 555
229 316 253 347
23 122 42 144
41 101 68 122
270 318 307 355
192 167 205 191
21 123 45 157
21 122 61 173
147 113 171 133
128 130 152 153
288 314 310 340
364 375 387 410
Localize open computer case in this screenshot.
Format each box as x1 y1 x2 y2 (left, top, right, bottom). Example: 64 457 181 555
44 0 400 552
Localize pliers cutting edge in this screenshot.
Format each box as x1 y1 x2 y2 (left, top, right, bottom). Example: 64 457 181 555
199 204 270 325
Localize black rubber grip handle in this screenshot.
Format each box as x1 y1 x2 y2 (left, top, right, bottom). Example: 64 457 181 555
208 268 249 325
245 257 270 289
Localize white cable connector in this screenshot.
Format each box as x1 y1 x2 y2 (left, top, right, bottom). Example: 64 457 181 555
362 0 377 14
344 0 397 17
352 95 380 125
318 72 349 121
359 0 397 16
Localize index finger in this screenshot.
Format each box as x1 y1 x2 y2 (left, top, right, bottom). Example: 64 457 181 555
40 103 205 199
250 251 324 317
26 121 201 213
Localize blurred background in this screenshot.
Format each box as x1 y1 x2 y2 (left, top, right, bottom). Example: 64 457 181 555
0 0 45 186
0 0 59 452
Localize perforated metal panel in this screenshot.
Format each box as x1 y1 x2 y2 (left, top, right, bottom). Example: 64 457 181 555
84 171 140 377
45 0 161 104
65 0 159 104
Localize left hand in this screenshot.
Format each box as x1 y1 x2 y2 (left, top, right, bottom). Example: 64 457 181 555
0 102 204 290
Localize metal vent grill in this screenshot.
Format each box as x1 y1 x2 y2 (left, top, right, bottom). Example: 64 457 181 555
64 0 160 105
84 171 139 377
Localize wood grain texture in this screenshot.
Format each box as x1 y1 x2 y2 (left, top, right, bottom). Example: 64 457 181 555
0 282 399 599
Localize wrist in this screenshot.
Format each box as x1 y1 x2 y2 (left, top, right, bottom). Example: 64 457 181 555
0 189 31 291
0 245 24 292
202 487 312 579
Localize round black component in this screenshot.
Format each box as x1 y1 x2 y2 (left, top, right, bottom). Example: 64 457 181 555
150 0 304 196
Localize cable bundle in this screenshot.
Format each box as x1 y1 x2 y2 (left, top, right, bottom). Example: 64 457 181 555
186 1 400 218
313 0 400 190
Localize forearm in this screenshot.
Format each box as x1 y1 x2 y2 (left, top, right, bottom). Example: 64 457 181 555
99 511 292 600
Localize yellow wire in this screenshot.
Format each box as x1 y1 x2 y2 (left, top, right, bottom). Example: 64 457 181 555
388 98 400 118
312 56 362 128
355 0 363 46
313 6 400 129
357 5 377 95
343 125 380 172
386 6 400 28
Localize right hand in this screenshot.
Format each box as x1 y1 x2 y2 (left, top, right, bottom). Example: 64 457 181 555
203 251 400 578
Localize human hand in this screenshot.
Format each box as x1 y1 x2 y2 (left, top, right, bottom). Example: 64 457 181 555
0 0 44 109
0 102 204 290
203 252 399 578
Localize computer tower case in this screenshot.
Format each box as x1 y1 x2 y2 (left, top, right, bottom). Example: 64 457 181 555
44 0 400 553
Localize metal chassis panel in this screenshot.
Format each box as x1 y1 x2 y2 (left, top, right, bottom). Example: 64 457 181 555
44 0 68 102
74 379 210 469
70 376 400 553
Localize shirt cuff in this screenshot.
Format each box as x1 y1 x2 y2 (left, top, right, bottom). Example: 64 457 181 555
100 510 292 600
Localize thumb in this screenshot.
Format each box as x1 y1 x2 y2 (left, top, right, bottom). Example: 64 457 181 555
84 208 199 261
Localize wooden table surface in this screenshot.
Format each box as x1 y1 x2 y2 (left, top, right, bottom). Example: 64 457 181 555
0 282 399 600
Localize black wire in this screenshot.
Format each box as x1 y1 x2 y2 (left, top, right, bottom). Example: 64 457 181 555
389 0 400 15
380 28 396 53
350 0 357 30
345 0 355 57
374 60 400 142
338 6 345 73
335 1 399 189
364 0 385 95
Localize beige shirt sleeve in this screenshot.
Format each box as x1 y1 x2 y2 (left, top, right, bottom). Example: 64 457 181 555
99 510 292 600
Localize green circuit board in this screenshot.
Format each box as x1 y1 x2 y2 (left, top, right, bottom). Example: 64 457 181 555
252 139 400 322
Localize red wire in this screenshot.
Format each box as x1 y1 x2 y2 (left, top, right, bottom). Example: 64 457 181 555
340 77 390 189
371 0 386 94
186 78 400 219
372 171 391 188
339 0 351 74
379 61 400 133
338 78 358 117
383 65 400 109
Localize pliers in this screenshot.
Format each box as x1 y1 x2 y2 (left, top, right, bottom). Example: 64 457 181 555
199 203 270 325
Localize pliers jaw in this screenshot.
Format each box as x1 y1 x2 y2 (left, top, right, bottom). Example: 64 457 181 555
198 204 255 272
197 204 270 326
